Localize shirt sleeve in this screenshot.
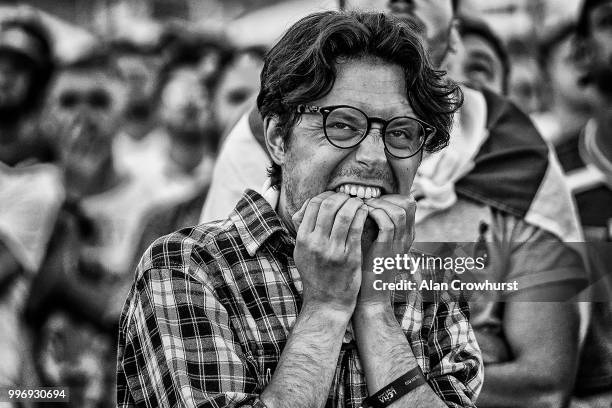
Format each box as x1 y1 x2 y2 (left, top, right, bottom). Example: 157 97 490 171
426 293 484 408
116 266 261 408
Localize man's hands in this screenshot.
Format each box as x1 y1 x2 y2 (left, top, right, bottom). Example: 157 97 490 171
292 191 416 315
292 192 369 315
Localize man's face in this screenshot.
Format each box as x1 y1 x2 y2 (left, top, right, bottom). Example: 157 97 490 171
115 53 162 116
549 34 595 109
0 52 32 111
46 68 126 174
160 66 214 142
462 34 505 94
345 0 454 67
277 58 421 218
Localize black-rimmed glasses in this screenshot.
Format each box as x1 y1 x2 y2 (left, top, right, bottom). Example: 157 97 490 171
296 104 436 159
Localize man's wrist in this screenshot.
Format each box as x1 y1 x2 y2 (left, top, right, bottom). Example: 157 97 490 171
301 300 354 324
354 301 394 318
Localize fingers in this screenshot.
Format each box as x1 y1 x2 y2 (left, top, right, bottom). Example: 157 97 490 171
329 198 366 245
377 194 417 228
295 191 335 234
346 204 369 251
313 193 352 237
365 195 415 243
291 198 311 232
365 204 396 242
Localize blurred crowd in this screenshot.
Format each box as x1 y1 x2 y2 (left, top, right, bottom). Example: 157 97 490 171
0 0 610 407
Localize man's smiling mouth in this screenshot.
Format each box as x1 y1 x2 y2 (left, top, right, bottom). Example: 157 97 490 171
335 183 382 199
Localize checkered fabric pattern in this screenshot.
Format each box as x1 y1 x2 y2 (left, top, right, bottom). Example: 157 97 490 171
116 189 483 407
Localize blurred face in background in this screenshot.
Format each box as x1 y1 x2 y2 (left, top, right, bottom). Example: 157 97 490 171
115 53 162 119
213 50 263 133
0 52 32 113
159 66 214 144
345 0 454 67
462 34 505 93
549 34 595 110
46 67 126 178
509 56 545 114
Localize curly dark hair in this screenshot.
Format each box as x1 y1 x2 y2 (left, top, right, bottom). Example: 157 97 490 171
256 10 463 187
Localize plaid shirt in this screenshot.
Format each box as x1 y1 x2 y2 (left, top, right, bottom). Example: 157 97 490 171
117 190 483 408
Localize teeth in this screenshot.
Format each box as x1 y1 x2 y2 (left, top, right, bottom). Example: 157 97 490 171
335 184 382 199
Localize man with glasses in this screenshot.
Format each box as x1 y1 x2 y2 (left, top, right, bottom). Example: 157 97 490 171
201 1 587 407
117 10 483 408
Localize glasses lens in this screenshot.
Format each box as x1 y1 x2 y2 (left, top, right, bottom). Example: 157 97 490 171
324 107 367 147
385 117 425 157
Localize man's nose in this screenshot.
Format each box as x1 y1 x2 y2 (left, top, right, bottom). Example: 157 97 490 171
354 126 387 166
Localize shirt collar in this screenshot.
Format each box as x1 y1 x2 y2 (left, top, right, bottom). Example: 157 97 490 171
230 189 293 256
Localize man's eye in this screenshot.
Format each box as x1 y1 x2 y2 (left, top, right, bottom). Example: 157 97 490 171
388 129 409 138
328 121 357 131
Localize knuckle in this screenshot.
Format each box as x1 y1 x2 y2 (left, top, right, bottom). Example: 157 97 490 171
380 225 394 234
320 200 337 212
396 212 407 224
337 213 353 225
309 198 323 207
296 229 309 242
349 224 362 233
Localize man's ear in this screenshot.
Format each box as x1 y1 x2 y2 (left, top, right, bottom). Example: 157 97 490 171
263 115 286 166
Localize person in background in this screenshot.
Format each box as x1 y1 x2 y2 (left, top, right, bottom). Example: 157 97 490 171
0 12 55 164
212 46 266 138
533 22 596 145
556 1 612 405
26 48 134 408
110 36 166 175
506 38 547 115
0 11 62 402
117 32 224 184
154 36 222 177
458 14 510 94
127 36 228 269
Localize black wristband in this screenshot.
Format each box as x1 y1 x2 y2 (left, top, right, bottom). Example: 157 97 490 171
363 367 427 408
